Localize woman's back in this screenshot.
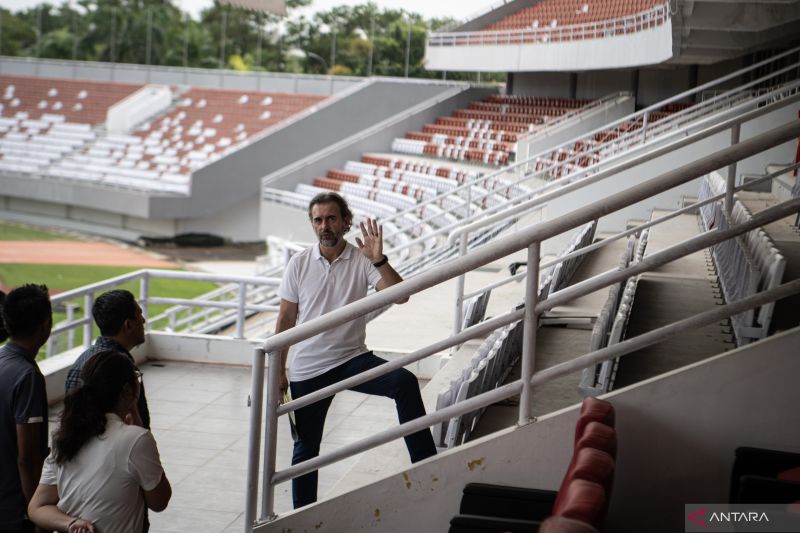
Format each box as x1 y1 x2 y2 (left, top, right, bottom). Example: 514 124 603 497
41 413 164 533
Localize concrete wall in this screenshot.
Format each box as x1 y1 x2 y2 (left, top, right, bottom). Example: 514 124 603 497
576 70 637 101
637 64 694 107
0 56 362 96
514 72 575 98
514 56 749 107
260 326 800 533
260 202 316 243
425 23 673 72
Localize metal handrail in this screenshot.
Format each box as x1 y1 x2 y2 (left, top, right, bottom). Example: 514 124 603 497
428 3 670 47
45 269 282 357
463 162 800 301
245 120 800 529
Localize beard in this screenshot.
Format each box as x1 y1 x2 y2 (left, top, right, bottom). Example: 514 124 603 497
319 232 340 248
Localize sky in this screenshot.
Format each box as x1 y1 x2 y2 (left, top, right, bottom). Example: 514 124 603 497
0 0 497 21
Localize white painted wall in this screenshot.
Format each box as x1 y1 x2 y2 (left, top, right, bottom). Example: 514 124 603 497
260 202 316 243
107 85 172 134
512 71 573 97
176 194 263 242
425 22 672 72
258 327 800 533
144 331 263 367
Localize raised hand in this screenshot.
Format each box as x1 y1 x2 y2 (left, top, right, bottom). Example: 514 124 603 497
355 218 383 262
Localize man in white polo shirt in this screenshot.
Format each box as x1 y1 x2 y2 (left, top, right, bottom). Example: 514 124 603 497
275 191 437 509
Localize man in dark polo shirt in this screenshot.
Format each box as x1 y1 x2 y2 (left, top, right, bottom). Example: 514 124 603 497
0 284 52 533
65 289 150 429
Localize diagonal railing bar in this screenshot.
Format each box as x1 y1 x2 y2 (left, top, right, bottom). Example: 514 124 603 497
539 197 800 314
464 162 800 300
276 308 526 416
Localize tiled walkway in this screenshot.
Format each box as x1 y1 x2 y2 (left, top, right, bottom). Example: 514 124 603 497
124 361 402 532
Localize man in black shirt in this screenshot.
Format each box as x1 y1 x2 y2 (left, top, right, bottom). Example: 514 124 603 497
0 284 52 533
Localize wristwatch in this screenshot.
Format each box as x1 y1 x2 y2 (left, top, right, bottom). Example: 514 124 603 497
372 254 389 268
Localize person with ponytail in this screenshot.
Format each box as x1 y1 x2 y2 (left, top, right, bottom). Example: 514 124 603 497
27 351 171 533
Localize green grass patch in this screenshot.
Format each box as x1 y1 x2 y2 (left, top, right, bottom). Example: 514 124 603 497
0 221 79 241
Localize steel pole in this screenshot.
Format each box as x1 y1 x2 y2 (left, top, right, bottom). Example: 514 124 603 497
452 233 469 340
259 351 281 521
236 282 247 338
518 242 539 425
726 123 741 215
244 347 266 533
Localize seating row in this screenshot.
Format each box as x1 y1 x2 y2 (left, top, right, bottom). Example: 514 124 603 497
1 75 142 125
579 229 649 395
698 174 785 345
449 397 617 533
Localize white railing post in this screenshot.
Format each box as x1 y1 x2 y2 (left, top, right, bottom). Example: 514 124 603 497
519 241 540 425
139 272 150 328
452 232 469 340
466 182 472 219
641 111 649 142
236 282 247 339
83 293 93 348
244 347 266 533
260 350 281 522
66 303 76 349
726 123 742 215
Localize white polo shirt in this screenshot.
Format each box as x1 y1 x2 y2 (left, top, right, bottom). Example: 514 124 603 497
279 242 382 381
40 413 164 533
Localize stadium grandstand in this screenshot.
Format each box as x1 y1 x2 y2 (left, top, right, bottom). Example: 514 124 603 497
3 0 800 532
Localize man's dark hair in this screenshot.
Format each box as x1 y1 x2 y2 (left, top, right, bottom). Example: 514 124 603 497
1 284 51 339
308 192 353 227
0 290 8 343
92 290 138 337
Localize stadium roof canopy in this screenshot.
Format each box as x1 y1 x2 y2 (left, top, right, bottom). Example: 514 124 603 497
217 0 286 16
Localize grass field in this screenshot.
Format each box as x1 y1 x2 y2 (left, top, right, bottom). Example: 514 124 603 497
0 222 217 358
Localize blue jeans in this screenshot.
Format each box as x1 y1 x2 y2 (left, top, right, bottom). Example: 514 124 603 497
289 351 437 508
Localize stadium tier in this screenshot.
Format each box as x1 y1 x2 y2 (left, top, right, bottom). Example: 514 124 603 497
485 0 665 32
390 95 595 166
0 75 326 194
